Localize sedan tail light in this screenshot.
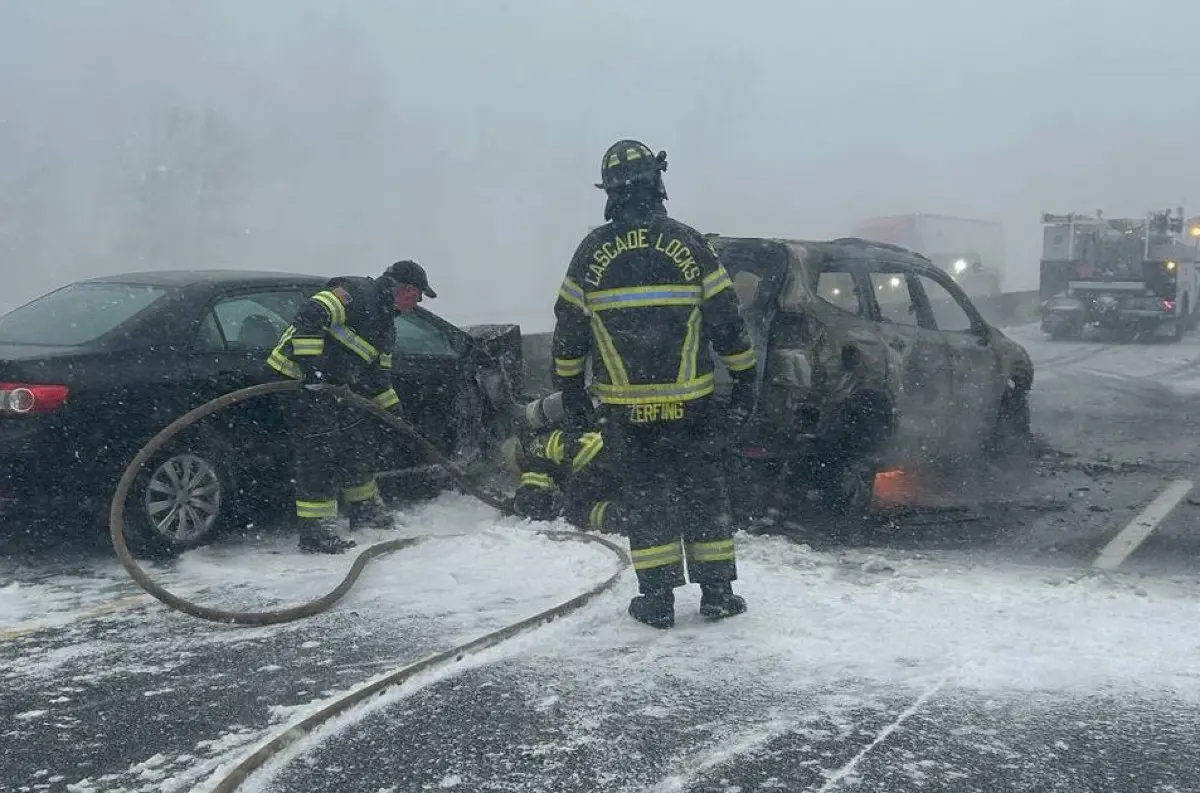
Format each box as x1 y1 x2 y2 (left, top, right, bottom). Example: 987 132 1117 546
0 383 70 414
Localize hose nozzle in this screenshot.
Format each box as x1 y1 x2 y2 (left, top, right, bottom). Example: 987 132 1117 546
518 391 567 432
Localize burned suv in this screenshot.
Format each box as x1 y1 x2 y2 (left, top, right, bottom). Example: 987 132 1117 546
712 236 1034 516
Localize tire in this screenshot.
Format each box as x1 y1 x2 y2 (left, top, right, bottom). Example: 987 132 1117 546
986 381 1031 457
124 439 236 559
818 460 876 518
1048 323 1081 341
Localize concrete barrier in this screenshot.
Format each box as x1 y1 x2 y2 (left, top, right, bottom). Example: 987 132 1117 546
518 289 1042 398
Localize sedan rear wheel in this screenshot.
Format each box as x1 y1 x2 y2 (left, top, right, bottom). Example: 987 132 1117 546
126 444 234 558
144 453 223 545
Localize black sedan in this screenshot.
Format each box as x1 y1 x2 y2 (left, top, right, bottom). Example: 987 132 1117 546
0 270 524 554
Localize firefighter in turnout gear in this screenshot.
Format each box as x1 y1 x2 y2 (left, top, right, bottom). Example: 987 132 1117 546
551 139 759 628
267 260 437 554
509 423 629 536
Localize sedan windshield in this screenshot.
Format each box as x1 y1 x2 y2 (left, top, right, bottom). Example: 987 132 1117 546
0 282 169 346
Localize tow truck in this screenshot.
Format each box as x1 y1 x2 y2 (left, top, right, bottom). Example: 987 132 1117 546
1038 209 1200 342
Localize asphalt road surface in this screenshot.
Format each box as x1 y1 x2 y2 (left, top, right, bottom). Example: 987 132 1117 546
5 324 1200 793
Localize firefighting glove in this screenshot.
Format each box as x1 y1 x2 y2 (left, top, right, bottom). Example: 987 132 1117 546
727 378 757 429
560 384 595 431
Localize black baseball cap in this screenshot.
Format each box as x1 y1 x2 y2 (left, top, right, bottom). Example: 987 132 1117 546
382 260 437 298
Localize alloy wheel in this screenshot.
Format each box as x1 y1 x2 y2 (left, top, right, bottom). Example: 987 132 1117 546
143 453 223 544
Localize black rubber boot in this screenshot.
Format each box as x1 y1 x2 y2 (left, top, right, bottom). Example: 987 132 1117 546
298 517 357 555
628 589 675 629
347 498 394 531
699 583 747 620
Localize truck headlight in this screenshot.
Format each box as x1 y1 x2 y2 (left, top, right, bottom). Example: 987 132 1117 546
953 258 968 274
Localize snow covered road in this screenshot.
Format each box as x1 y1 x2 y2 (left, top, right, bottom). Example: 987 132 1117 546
6 323 1200 792
258 547 1200 793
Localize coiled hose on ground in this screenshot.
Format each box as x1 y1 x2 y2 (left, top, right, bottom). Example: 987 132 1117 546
108 379 630 626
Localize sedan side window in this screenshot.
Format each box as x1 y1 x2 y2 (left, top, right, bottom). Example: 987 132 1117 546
869 271 921 327
914 274 977 333
195 290 307 352
395 313 457 357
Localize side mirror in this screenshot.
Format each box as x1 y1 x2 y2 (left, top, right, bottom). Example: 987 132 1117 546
974 324 991 346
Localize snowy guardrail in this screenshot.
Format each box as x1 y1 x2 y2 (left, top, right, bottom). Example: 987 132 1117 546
517 289 1042 397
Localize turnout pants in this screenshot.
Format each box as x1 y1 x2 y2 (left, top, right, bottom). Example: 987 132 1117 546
605 401 738 593
288 392 384 519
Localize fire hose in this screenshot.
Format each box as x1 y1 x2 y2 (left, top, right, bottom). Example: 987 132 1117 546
108 379 631 627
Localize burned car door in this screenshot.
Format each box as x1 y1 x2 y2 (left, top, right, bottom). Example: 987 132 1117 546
910 270 1005 439
712 236 791 398
863 264 953 459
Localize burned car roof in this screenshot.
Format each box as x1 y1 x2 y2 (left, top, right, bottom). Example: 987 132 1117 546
711 234 934 273
709 235 938 315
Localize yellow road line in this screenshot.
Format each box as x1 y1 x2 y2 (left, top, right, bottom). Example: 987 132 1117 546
0 593 153 642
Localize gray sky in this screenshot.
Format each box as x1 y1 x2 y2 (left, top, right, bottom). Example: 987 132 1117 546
2 0 1197 330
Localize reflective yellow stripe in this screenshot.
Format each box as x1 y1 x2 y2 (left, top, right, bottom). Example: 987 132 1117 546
558 277 588 312
676 306 702 384
592 374 715 405
379 353 393 370
296 499 337 519
289 337 325 357
589 314 630 386
686 538 736 563
586 285 702 312
589 501 610 531
631 540 683 571
702 267 734 300
267 349 302 379
312 290 348 326
371 387 400 410
554 357 586 378
571 432 603 473
544 430 565 464
520 472 555 490
342 479 379 503
327 324 379 363
720 347 757 372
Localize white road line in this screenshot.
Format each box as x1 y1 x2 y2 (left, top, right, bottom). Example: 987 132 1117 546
813 675 948 792
1092 479 1194 571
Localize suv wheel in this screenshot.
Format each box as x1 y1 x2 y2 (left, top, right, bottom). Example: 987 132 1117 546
820 461 875 518
986 381 1032 457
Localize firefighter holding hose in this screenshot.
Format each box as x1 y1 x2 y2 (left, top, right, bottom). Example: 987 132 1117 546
267 260 437 554
548 139 759 628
